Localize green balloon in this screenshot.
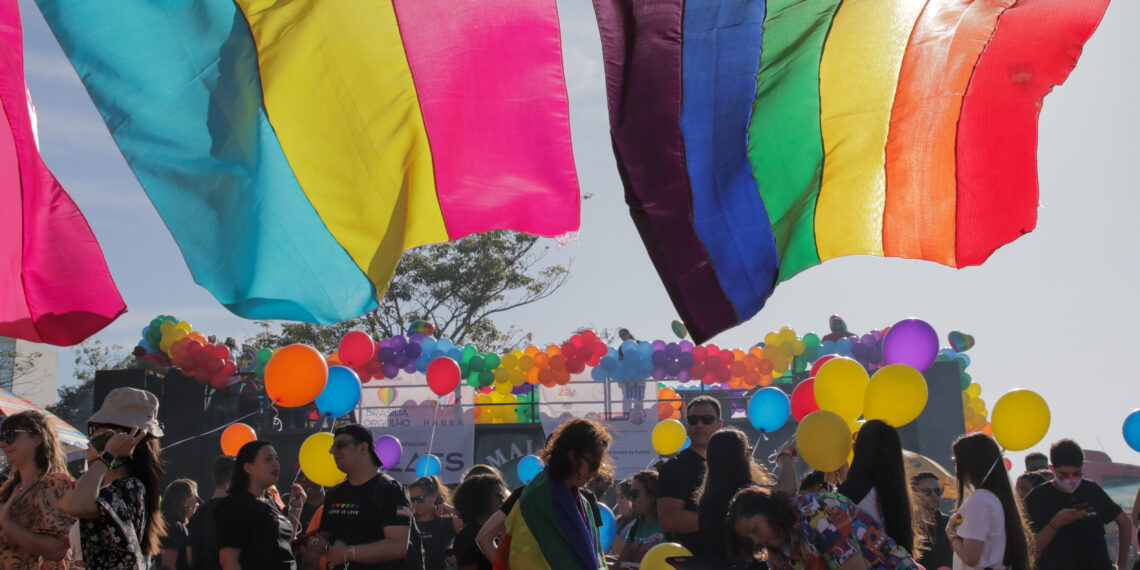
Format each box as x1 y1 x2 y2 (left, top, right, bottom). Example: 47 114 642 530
469 355 485 372
478 370 494 387
484 354 501 370
466 374 481 388
256 348 273 365
803 333 821 348
461 345 477 364
959 372 973 391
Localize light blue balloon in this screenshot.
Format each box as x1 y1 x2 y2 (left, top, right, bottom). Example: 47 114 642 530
591 367 608 382
415 354 431 373
1124 410 1140 452
420 337 436 354
598 504 617 551
415 454 441 477
315 366 363 418
620 340 638 355
636 341 654 359
600 356 618 372
681 437 691 451
638 360 654 376
516 455 544 484
955 353 971 369
748 387 791 433
436 338 453 353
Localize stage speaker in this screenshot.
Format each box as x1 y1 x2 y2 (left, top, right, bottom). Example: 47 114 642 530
897 361 965 471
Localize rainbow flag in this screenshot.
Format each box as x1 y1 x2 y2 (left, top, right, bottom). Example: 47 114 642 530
496 470 604 570
0 0 125 346
35 0 579 325
593 0 1110 343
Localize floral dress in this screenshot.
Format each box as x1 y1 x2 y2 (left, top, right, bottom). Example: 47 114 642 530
79 476 148 570
0 472 77 569
767 493 918 570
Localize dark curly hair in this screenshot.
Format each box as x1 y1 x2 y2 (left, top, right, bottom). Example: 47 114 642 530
630 470 659 516
539 418 614 482
726 486 797 560
452 474 506 527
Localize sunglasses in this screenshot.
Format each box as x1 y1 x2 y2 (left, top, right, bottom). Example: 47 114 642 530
410 495 429 504
687 415 718 426
331 440 360 450
1 429 32 445
86 423 128 437
916 487 942 497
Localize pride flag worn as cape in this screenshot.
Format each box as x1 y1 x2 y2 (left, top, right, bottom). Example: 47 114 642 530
0 0 125 346
35 0 579 325
593 0 1110 343
496 470 605 570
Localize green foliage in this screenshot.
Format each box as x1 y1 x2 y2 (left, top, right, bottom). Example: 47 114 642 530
244 231 570 354
47 340 131 430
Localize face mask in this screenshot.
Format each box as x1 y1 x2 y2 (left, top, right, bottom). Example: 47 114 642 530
1055 476 1081 493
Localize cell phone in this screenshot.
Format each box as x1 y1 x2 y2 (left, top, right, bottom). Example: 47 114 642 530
89 430 114 452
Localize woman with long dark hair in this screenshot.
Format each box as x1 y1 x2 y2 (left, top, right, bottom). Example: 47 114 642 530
0 411 75 568
696 428 773 560
64 387 166 570
216 440 300 569
157 478 198 570
409 475 456 570
836 420 918 555
947 433 1032 570
501 417 612 569
727 486 918 569
452 474 507 570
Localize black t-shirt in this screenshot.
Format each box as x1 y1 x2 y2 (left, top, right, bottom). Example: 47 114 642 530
188 497 223 569
916 509 953 570
159 520 191 570
320 474 416 570
1026 480 1123 570
215 491 296 569
657 447 706 554
418 517 456 570
451 524 491 570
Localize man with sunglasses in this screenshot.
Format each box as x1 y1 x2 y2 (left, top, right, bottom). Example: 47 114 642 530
656 395 722 555
911 471 952 569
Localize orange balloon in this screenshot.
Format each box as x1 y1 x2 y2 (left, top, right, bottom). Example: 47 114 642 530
265 344 329 407
220 423 256 456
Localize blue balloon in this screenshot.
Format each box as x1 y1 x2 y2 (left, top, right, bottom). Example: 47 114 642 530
415 454 441 477
435 338 453 353
517 455 544 484
638 360 654 376
590 367 608 382
748 387 791 433
636 342 654 359
414 355 431 373
1124 410 1140 452
315 366 363 418
598 504 617 551
600 356 618 372
420 337 437 354
681 437 691 451
620 340 638 355
836 338 853 355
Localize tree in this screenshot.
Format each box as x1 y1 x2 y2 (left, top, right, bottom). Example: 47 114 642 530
47 340 132 429
1 345 43 391
244 231 571 353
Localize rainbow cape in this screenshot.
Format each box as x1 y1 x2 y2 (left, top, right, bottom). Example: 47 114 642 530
593 0 1110 343
0 0 125 346
496 469 605 570
35 0 579 325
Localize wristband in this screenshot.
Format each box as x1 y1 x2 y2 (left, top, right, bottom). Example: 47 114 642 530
348 545 356 561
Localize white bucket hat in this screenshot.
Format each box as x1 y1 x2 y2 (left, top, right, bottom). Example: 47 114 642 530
88 387 163 437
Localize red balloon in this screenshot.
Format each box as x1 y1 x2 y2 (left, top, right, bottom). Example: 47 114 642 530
1003 457 1012 471
339 331 376 367
790 378 820 422
705 355 722 370
560 342 576 356
426 358 461 396
581 330 598 344
810 355 836 378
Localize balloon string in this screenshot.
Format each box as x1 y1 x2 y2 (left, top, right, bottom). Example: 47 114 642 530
764 433 797 465
162 407 266 451
426 399 440 460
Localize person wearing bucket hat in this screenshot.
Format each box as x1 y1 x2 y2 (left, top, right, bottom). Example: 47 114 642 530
63 387 166 570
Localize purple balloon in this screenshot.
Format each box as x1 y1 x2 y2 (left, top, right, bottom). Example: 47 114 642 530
678 352 695 367
375 436 403 470
882 318 938 371
652 340 666 351
679 340 693 352
377 347 396 363
408 333 424 343
390 336 407 350
663 361 682 377
403 363 417 374
393 353 410 368
404 343 422 359
382 362 400 379
665 343 681 358
652 366 665 380
676 369 691 382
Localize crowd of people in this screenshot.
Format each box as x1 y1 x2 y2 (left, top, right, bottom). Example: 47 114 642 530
0 388 1137 569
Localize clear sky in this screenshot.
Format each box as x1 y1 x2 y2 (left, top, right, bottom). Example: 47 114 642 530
17 0 1140 471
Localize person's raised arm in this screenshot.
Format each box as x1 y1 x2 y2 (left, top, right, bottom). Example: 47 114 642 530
948 536 985 567
64 429 146 519
219 546 242 570
771 444 798 494
476 510 506 561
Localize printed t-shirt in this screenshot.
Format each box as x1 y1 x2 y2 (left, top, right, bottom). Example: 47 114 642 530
951 489 1006 570
767 493 918 570
320 473 415 570
1025 479 1122 570
417 517 456 570
625 518 664 564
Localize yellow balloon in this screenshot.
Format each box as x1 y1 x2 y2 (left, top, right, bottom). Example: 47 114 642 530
299 432 346 487
991 389 1050 451
863 364 928 427
814 358 870 421
965 383 981 398
640 542 693 570
796 411 853 472
175 321 192 332
652 420 687 455
494 380 513 395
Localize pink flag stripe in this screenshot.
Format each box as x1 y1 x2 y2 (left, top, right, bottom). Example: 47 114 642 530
0 0 125 346
392 0 580 239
